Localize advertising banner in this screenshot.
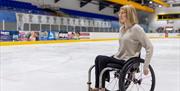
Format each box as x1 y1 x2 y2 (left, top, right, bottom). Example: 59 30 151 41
0 30 19 41
0 30 12 41
57 31 68 39
18 31 30 41
79 32 90 39
47 31 55 40
18 31 39 41
11 31 19 41
39 31 48 40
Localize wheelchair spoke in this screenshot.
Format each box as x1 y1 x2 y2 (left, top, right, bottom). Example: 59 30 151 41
140 83 152 91
137 73 143 79
106 78 116 88
136 63 143 79
139 85 146 91
141 75 152 79
141 79 152 85
124 77 133 82
141 82 152 86
137 67 151 80
106 77 119 90
112 78 118 90
136 84 140 91
127 83 135 91
126 82 151 91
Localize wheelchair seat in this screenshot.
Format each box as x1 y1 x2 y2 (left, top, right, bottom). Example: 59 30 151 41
106 63 123 69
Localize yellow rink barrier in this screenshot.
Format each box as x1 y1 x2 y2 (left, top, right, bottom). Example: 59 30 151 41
0 38 118 46
0 37 180 46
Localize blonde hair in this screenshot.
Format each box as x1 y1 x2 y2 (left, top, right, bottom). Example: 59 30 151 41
120 5 138 25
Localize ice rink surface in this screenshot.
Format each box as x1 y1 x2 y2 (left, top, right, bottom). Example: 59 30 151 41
0 38 180 91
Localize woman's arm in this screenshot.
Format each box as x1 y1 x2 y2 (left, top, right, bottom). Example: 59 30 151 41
114 26 124 57
134 25 154 71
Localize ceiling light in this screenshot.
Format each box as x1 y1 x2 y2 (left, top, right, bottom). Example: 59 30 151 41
159 5 162 7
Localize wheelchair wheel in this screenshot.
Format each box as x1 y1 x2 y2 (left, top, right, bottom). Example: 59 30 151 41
119 60 155 91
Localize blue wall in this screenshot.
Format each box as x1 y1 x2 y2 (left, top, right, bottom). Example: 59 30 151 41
0 11 16 22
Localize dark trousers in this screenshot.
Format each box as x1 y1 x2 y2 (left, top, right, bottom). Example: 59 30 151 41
95 55 125 88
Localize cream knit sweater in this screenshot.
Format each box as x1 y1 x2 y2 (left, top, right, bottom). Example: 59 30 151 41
114 24 153 70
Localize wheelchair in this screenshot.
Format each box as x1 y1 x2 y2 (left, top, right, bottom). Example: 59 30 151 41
87 57 156 91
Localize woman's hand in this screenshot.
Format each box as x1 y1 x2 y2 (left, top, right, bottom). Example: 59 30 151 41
143 68 149 75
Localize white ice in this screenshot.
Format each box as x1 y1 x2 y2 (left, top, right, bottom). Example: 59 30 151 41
0 38 180 91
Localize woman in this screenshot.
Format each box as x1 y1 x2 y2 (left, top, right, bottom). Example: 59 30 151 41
91 5 153 91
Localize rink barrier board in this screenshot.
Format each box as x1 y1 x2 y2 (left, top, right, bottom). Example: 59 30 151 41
0 37 180 46
0 38 118 46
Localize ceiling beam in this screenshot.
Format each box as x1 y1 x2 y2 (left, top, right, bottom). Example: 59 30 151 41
113 4 122 13
106 0 155 13
80 0 92 8
152 0 170 7
99 1 110 11
54 0 60 3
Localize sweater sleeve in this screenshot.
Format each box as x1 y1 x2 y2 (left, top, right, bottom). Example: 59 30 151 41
134 26 154 70
114 27 123 55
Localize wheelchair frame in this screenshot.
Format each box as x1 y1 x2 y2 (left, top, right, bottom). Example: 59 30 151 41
87 57 156 91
